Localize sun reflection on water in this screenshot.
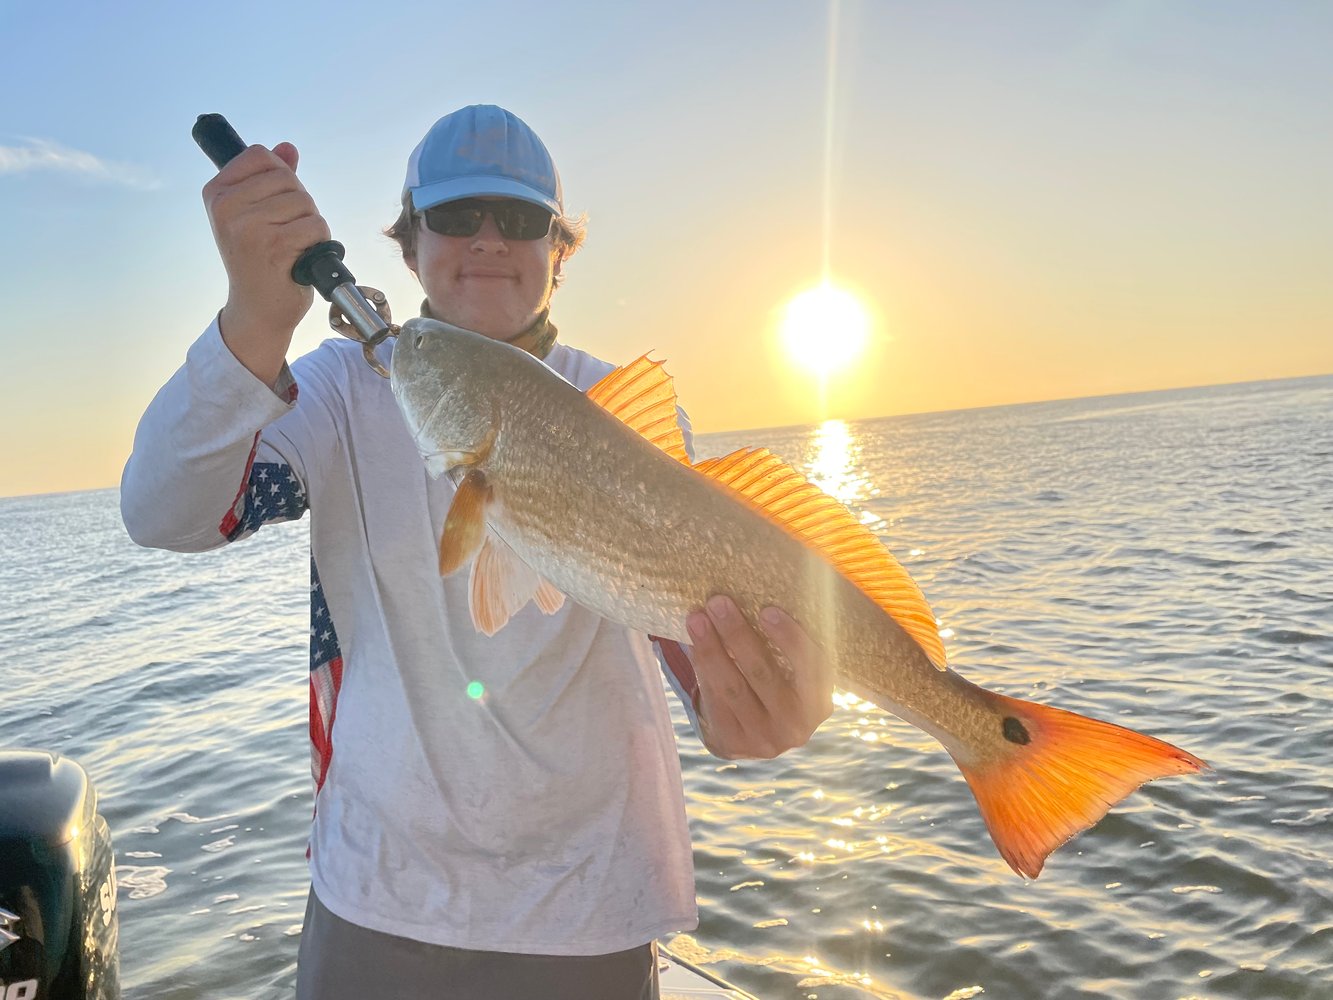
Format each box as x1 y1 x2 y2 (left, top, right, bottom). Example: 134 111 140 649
806 419 868 504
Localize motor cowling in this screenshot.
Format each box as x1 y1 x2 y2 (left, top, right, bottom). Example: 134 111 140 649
0 751 119 1000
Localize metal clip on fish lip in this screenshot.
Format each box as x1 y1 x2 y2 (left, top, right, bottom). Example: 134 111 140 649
328 284 399 379
191 114 399 379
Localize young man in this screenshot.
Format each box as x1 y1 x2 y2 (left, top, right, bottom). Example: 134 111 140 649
122 105 833 999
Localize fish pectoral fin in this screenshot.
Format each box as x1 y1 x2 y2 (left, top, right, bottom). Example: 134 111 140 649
469 533 565 636
586 355 691 465
695 447 947 670
438 469 491 576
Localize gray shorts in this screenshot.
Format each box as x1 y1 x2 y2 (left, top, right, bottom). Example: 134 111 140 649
295 889 660 1000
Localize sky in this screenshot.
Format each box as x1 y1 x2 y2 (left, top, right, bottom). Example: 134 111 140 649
1 0 1330 497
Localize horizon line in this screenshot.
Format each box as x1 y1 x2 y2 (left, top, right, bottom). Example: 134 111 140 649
705 369 1333 440
2 369 1329 502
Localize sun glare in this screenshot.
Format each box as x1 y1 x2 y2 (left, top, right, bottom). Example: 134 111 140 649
780 282 870 377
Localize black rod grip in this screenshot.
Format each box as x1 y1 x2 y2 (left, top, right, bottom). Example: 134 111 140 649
292 240 355 298
192 114 248 170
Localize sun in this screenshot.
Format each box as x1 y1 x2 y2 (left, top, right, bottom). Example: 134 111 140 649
780 282 870 377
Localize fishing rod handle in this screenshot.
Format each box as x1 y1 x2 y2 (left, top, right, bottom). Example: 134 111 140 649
191 113 247 170
191 113 358 301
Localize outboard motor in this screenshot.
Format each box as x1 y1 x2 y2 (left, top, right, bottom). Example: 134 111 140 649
0 751 119 999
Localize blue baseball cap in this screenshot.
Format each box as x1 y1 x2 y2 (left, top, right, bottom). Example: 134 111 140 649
403 105 562 215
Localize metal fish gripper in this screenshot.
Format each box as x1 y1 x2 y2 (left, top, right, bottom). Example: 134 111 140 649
192 113 399 379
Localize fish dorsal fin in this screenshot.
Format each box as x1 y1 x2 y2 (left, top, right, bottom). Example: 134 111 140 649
586 355 690 465
469 532 566 636
694 447 947 669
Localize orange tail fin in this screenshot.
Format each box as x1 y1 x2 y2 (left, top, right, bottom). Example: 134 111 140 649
952 690 1206 878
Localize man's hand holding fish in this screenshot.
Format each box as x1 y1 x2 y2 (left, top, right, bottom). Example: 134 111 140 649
688 597 834 760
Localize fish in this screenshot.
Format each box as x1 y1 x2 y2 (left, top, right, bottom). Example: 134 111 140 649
389 316 1206 878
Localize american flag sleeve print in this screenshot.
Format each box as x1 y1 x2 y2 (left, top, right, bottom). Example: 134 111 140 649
218 450 346 802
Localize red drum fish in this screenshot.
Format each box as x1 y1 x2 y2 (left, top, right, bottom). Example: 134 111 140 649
390 317 1205 878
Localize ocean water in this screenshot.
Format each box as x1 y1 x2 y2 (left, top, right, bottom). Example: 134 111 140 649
2 374 1330 999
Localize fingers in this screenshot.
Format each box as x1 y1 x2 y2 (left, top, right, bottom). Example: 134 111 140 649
258 190 326 229
203 144 293 200
271 141 299 171
204 144 321 237
688 602 762 759
212 169 307 218
700 595 785 709
688 602 759 711
692 689 745 762
689 596 829 759
207 142 298 185
759 606 834 725
205 148 321 231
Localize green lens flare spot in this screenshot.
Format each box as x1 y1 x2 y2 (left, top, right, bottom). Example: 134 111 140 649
466 681 485 700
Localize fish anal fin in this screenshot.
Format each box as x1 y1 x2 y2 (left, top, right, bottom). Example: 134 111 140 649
586 355 690 465
954 688 1207 878
696 447 947 669
439 469 491 576
469 533 565 636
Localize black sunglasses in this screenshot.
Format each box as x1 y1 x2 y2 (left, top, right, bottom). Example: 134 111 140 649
420 198 554 241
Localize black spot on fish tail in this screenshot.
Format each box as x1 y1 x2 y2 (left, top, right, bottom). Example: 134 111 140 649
1002 716 1031 745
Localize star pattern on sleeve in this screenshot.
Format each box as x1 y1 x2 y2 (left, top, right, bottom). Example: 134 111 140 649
224 461 309 540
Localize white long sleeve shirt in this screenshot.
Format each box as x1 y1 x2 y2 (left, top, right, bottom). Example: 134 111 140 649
121 320 699 955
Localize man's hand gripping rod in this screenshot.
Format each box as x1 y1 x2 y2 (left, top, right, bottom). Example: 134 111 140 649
192 114 397 378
